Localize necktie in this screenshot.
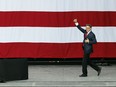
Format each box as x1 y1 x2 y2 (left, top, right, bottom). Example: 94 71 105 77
84 32 88 39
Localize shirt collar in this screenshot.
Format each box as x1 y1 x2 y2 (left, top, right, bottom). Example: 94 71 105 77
87 30 91 35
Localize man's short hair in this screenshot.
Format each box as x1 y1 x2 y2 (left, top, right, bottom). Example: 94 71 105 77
86 24 92 28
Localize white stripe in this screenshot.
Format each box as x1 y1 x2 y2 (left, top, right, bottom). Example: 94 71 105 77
0 0 116 11
0 27 115 43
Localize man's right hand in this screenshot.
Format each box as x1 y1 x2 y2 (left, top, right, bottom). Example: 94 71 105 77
73 19 78 23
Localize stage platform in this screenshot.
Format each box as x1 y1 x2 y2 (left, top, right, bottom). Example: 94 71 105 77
0 65 116 87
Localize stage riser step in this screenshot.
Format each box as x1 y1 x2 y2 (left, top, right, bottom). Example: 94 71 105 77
0 81 116 87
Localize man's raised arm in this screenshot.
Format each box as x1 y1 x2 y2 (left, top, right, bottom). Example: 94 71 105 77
73 19 86 33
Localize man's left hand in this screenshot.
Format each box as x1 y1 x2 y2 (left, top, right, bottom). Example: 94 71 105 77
85 38 89 43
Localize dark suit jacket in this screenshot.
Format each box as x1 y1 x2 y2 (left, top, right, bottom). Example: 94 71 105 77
76 25 97 54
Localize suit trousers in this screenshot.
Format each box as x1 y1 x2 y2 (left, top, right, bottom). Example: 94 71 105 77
82 53 100 75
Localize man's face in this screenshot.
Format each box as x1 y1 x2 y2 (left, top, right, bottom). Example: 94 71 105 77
86 26 91 32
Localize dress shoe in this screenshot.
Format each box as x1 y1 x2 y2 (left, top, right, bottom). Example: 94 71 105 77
98 67 102 76
79 74 87 77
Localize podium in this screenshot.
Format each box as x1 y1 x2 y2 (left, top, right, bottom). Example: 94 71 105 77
0 59 28 82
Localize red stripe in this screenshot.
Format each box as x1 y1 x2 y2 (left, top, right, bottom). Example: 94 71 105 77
0 11 116 27
0 42 115 58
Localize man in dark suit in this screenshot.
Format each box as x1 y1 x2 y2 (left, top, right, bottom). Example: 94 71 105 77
73 19 101 77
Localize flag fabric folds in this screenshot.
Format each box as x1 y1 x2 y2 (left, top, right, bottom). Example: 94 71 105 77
0 0 116 58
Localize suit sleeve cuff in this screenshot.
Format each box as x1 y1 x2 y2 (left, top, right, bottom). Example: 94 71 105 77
75 22 79 26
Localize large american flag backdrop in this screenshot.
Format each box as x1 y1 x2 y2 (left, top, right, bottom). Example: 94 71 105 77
0 0 116 58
